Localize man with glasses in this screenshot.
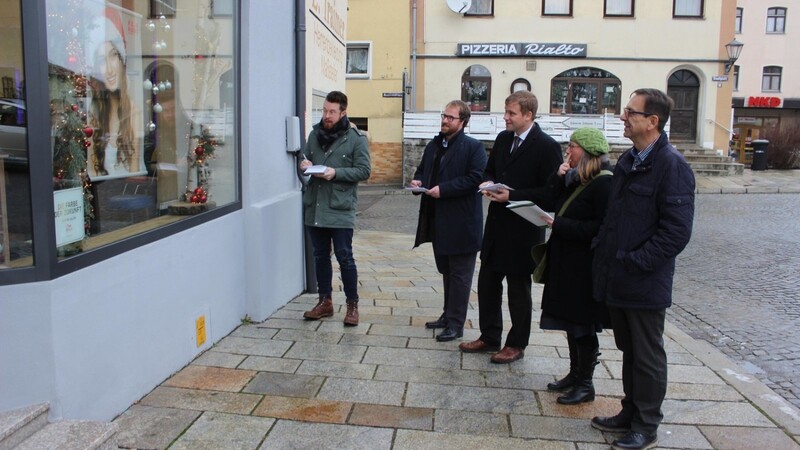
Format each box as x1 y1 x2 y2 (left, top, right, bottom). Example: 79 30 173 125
459 91 562 363
300 91 371 326
410 100 487 341
590 88 695 450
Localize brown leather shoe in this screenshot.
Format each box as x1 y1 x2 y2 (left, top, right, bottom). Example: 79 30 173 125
303 295 333 320
343 299 359 326
490 346 524 364
459 339 501 353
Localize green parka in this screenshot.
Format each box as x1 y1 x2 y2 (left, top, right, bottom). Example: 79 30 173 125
302 123 371 229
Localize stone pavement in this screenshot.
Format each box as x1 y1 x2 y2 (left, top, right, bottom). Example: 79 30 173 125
112 203 800 449
694 168 800 194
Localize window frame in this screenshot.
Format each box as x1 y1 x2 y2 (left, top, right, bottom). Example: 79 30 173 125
542 0 573 17
2 0 243 286
762 66 782 92
150 0 176 18
346 42 372 80
604 0 634 17
673 0 704 18
464 0 493 16
733 65 740 91
735 7 743 33
766 7 787 33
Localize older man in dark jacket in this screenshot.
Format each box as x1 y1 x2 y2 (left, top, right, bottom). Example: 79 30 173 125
411 100 487 342
590 88 695 450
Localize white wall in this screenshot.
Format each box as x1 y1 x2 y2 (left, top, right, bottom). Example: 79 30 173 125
0 0 306 420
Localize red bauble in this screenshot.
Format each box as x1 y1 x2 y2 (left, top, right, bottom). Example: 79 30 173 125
194 146 204 157
84 127 93 137
191 195 199 203
83 140 91 148
194 187 204 195
71 104 79 111
200 195 207 203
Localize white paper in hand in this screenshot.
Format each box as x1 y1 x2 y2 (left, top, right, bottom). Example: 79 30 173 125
478 182 514 193
303 165 328 175
404 187 429 193
506 201 553 227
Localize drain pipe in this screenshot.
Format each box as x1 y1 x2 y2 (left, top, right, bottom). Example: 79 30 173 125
295 0 317 294
411 0 418 111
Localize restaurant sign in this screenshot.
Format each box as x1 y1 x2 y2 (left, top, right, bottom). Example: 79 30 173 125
457 43 587 58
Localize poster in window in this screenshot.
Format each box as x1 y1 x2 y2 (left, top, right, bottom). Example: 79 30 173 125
48 1 146 181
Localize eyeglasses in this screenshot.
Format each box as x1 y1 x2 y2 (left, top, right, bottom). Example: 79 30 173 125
566 142 580 149
623 107 655 117
441 114 461 122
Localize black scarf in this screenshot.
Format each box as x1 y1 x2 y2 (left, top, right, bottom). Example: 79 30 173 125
315 116 350 151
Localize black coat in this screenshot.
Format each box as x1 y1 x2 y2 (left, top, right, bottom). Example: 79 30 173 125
592 132 695 309
481 124 563 274
413 130 487 255
539 167 612 325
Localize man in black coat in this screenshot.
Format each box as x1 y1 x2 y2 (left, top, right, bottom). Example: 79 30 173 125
459 91 562 363
411 100 487 342
590 88 695 450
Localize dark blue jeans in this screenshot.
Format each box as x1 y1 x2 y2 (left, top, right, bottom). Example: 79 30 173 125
307 226 359 301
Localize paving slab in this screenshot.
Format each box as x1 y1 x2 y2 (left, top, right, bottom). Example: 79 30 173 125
433 409 509 436
349 404 433 430
168 412 273 450
139 386 261 415
252 395 351 424
113 405 200 450
260 421 393 449
243 372 325 398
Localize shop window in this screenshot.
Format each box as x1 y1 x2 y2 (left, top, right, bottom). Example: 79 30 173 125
349 117 368 132
766 7 787 33
605 0 634 17
511 78 531 93
211 0 234 17
150 0 176 18
346 42 371 79
461 65 491 112
43 0 238 259
674 0 703 18
735 7 743 33
465 0 493 16
543 0 572 16
762 66 782 92
550 67 621 115
0 0 32 270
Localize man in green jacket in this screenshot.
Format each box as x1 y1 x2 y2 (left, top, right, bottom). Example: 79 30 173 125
299 91 371 326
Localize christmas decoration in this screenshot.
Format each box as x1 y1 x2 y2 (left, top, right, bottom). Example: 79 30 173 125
182 124 217 204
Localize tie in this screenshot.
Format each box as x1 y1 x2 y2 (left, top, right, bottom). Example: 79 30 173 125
511 136 521 154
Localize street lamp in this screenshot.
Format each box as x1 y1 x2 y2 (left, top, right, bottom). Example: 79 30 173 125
724 39 744 74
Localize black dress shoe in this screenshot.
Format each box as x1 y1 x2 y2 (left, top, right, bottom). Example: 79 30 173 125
425 314 447 329
591 414 631 432
436 327 463 342
612 431 657 450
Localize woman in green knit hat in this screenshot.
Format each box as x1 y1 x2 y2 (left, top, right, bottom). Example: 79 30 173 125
536 127 613 405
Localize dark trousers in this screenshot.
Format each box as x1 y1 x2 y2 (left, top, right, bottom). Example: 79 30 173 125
433 252 478 330
608 305 667 434
476 265 532 348
307 226 359 301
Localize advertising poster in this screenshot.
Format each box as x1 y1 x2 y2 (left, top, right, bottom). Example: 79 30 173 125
53 187 85 246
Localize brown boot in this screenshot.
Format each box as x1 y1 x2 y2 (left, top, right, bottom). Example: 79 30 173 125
303 294 333 320
343 299 359 326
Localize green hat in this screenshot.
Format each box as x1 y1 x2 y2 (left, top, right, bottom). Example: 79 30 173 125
570 127 609 156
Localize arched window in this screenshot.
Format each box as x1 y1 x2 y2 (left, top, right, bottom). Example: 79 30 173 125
461 65 491 112
550 67 621 114
511 78 531 93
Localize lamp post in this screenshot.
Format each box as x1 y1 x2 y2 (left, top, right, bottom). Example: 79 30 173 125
724 39 744 75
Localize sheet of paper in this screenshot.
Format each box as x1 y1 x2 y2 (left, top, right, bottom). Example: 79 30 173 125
506 201 553 227
404 187 429 193
478 182 514 193
303 165 328 175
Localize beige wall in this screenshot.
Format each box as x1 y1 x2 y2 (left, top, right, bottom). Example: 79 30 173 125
307 0 348 132
417 0 734 151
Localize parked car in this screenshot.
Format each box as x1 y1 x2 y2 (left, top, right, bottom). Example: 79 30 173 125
0 98 28 169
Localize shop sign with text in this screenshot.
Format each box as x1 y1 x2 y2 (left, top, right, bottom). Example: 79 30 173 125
748 96 781 108
457 43 587 58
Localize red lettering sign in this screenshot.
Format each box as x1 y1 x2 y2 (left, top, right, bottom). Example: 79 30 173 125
748 96 781 108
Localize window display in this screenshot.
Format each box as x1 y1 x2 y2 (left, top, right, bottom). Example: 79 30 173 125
45 0 237 257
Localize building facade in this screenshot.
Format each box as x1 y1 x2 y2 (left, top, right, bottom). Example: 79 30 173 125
0 0 346 421
385 0 737 154
731 0 800 163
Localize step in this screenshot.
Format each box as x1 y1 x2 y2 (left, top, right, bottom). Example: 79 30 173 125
15 421 118 450
0 404 48 450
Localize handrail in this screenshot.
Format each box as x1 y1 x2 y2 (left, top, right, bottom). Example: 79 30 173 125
707 118 732 134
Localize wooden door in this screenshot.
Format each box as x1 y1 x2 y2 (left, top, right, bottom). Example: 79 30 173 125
667 70 700 142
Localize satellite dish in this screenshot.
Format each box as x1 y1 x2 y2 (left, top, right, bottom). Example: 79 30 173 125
446 0 472 14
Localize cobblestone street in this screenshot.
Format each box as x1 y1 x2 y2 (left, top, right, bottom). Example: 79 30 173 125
356 187 800 409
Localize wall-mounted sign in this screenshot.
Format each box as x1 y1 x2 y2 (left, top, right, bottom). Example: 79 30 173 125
382 92 404 98
457 43 587 58
748 96 781 108
712 75 729 82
